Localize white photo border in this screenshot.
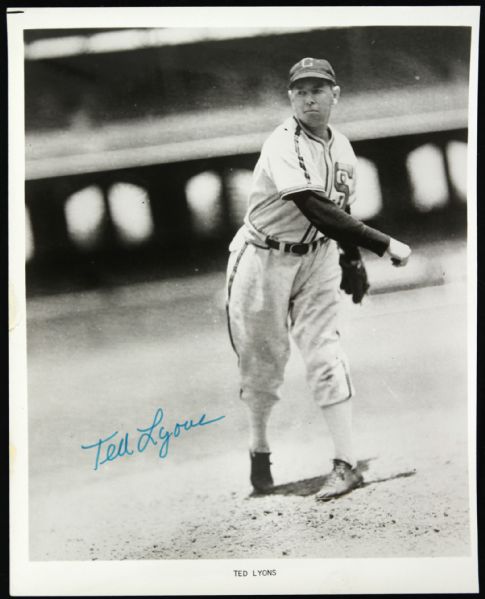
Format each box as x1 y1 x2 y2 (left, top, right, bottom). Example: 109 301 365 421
8 6 480 595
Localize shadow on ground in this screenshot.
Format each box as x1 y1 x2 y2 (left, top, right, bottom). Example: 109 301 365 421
248 458 417 498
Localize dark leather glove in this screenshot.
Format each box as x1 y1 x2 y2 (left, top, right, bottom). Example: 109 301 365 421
339 251 370 304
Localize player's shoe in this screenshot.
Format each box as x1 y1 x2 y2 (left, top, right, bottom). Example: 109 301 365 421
315 459 363 501
250 451 274 493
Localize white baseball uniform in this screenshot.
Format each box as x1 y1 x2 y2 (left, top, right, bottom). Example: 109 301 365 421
226 116 357 409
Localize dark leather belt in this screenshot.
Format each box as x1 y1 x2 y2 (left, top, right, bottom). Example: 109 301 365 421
265 235 327 255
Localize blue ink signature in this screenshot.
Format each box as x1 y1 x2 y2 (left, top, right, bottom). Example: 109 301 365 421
81 408 225 471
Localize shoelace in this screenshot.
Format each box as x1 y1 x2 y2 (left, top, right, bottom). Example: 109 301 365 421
328 464 349 482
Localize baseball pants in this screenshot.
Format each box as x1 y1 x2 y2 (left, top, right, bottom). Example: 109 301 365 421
226 235 354 410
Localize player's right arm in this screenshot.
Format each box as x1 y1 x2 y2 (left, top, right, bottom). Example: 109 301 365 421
290 191 411 266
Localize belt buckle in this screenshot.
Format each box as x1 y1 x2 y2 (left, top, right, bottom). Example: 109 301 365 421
288 243 307 255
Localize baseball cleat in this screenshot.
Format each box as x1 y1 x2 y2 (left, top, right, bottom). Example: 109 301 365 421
250 451 274 493
315 459 363 501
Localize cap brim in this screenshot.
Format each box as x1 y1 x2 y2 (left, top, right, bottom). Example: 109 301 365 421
289 71 335 85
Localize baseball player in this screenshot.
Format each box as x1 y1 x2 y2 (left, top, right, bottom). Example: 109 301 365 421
226 58 411 500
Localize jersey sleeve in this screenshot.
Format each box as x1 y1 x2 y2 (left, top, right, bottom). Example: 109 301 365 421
261 127 327 200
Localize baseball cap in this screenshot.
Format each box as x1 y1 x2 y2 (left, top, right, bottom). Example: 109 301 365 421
289 57 336 87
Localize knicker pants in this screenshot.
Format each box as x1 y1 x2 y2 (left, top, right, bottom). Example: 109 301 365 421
226 236 354 410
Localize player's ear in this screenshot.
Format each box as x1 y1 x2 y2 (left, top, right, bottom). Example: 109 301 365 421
332 86 341 105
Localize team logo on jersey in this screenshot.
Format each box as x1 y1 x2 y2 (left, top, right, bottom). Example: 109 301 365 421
334 162 354 208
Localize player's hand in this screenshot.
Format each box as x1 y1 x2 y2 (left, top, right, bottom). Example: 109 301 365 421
386 238 411 267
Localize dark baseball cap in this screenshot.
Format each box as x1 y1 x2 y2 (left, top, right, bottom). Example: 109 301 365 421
289 57 336 87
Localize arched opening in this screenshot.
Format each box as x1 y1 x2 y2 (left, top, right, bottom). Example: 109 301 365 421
108 182 154 245
64 185 105 249
446 141 467 202
353 157 383 221
406 144 448 212
226 168 252 227
185 171 223 237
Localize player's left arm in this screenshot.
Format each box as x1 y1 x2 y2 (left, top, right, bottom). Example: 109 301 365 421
338 207 370 304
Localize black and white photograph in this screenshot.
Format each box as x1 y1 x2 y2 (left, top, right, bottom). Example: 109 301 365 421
9 6 479 596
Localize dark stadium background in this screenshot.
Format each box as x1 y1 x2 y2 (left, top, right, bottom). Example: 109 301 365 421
24 26 469 294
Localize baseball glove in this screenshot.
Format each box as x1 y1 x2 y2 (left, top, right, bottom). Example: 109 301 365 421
339 252 370 304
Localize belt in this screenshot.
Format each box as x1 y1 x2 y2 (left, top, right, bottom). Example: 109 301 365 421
265 235 327 255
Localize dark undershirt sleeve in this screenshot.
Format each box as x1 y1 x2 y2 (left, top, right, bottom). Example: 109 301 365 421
339 206 364 261
290 191 390 257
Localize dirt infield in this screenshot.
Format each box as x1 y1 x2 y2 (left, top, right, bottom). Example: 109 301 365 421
26 278 471 561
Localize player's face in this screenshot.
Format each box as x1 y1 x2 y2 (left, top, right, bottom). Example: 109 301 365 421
289 78 340 133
